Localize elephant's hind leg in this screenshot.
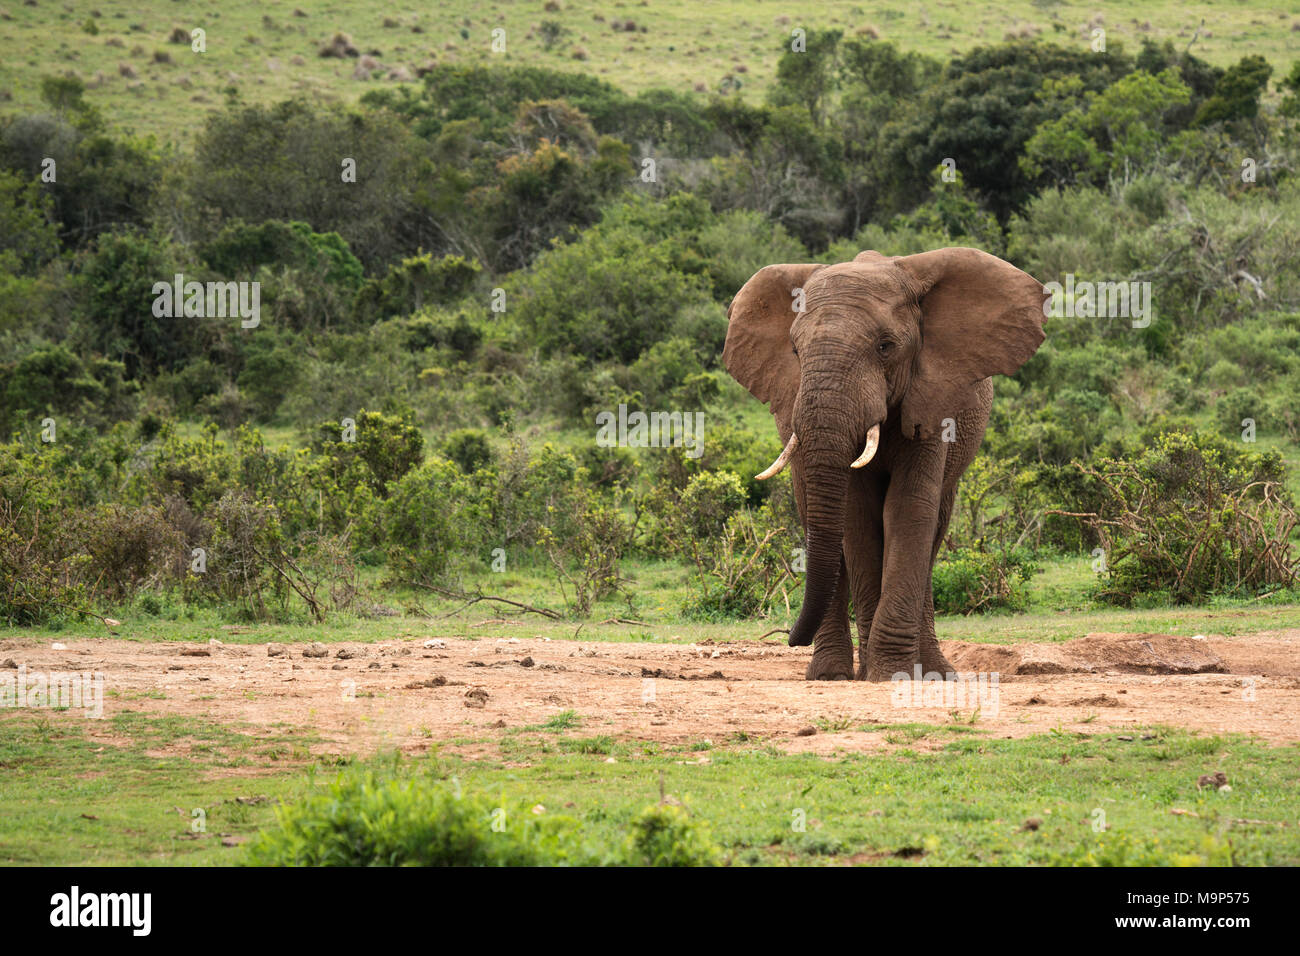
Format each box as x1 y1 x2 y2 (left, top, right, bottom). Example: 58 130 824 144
806 554 854 680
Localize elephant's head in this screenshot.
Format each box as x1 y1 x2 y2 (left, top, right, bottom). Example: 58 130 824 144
723 248 1048 647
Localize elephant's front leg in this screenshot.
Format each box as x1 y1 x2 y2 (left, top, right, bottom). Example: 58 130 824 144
859 442 946 682
844 470 885 675
806 554 854 680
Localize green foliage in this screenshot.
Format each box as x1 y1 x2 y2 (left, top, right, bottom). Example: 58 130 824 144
624 804 722 866
1195 55 1273 126
884 41 1134 219
1068 431 1297 605
1022 70 1192 187
199 220 365 332
244 769 723 867
932 547 1040 615
1050 831 1234 867
355 253 481 322
181 101 430 270
673 471 748 540
439 428 494 474
381 457 480 584
0 169 58 274
679 498 798 621
768 29 843 125
0 344 137 431
243 773 589 866
512 215 715 364
313 410 425 495
538 483 634 617
74 229 208 379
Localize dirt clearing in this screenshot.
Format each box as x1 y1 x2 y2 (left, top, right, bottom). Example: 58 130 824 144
3 631 1297 759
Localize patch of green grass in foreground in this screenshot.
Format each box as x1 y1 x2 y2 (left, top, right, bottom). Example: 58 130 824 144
2 711 1296 865
0 711 332 865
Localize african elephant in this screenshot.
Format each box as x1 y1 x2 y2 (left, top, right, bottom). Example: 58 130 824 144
723 248 1048 681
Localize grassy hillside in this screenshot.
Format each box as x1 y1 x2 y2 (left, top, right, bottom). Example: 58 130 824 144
1 0 1298 144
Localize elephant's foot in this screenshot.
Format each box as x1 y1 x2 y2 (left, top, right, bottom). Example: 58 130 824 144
858 656 956 682
857 641 953 682
919 639 954 678
807 642 855 681
858 659 909 682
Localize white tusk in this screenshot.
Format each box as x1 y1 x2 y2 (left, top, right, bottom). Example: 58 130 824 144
755 433 799 480
850 424 881 469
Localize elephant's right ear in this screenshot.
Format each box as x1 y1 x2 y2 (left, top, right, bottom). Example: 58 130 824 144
723 264 824 431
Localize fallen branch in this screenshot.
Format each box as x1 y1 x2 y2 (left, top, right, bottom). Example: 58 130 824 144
417 584 563 621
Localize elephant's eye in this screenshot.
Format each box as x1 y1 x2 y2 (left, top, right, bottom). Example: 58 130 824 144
791 346 798 356
877 340 895 356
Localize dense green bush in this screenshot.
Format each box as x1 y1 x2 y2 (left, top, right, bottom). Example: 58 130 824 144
1065 431 1297 604
511 220 717 364
439 428 494 475
624 804 722 867
244 770 723 867
313 410 425 495
381 457 484 584
932 547 1040 615
244 773 590 866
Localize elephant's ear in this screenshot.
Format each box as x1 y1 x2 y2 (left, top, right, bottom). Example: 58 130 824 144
723 263 825 434
894 247 1048 440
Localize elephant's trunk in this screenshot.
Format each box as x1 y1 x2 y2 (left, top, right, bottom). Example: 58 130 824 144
786 407 859 648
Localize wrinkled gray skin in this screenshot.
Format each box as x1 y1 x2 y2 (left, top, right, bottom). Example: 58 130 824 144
723 248 1047 681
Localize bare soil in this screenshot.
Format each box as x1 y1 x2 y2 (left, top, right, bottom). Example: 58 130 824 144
3 631 1297 759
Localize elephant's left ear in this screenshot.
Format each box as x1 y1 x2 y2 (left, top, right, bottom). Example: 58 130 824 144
894 247 1049 440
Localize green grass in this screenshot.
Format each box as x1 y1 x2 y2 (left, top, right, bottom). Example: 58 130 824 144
0 711 331 865
3 710 1296 865
1 1 1296 145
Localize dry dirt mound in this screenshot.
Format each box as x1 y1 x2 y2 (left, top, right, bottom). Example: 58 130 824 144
947 633 1227 676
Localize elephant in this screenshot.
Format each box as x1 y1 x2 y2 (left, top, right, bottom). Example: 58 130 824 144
723 247 1048 681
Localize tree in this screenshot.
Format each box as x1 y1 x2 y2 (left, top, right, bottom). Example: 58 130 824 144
767 29 842 126
1195 55 1273 127
886 41 1134 220
1021 70 1191 187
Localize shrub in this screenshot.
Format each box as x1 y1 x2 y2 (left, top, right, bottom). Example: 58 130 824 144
382 457 484 584
1057 431 1298 604
75 228 209 379
624 804 722 867
538 484 634 616
314 410 425 495
244 771 725 867
931 546 1039 615
243 773 588 866
511 222 715 364
355 253 481 322
649 470 748 554
194 493 290 620
680 502 798 621
439 428 494 474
